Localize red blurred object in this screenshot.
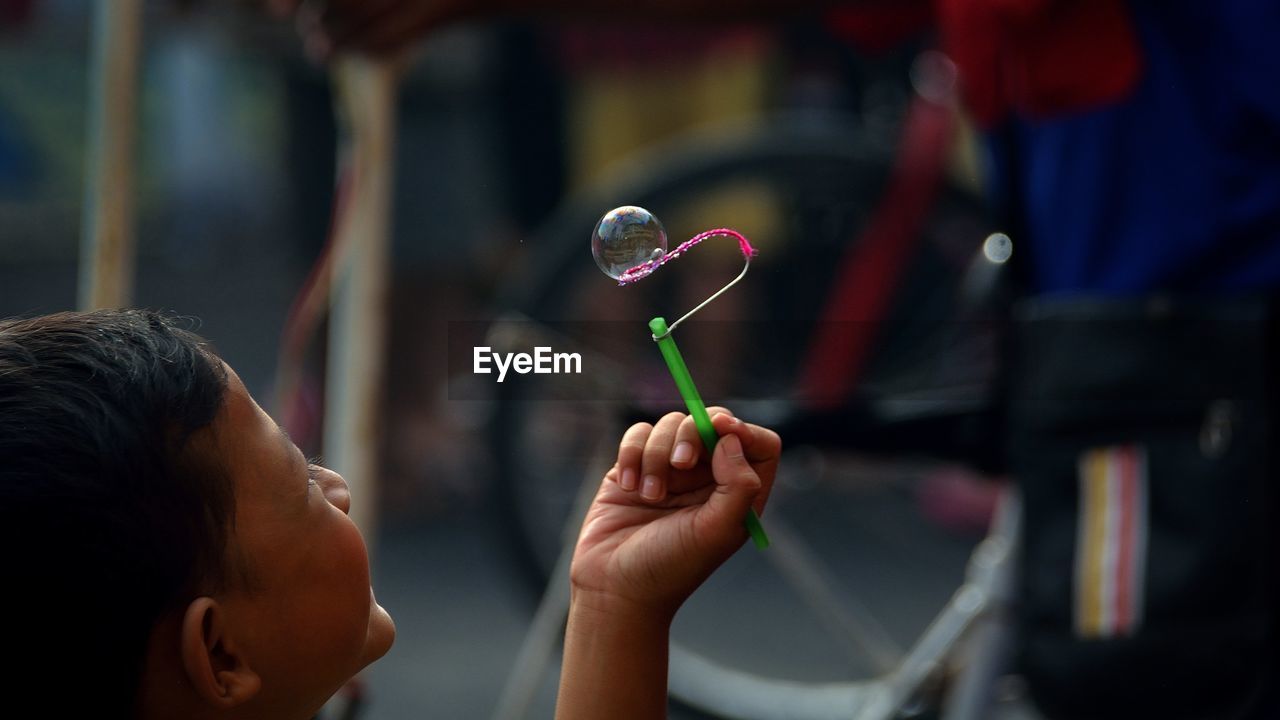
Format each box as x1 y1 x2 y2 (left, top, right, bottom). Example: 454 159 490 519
937 0 1143 126
798 88 955 409
915 466 1004 536
0 0 35 29
827 1 934 56
829 0 1144 128
557 25 769 72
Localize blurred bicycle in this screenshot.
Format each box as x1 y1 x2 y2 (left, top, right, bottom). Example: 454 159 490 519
484 48 1029 719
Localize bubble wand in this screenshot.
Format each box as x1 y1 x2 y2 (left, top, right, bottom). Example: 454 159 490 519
592 206 770 549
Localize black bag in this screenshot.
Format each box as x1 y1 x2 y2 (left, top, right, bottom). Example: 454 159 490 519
1008 297 1277 719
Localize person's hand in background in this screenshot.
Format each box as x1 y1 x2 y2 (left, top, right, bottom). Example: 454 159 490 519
264 0 471 60
260 0 780 60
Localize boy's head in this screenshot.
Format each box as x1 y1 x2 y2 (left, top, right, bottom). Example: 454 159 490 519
0 310 394 719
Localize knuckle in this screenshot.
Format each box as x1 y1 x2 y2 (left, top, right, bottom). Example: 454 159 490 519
626 421 654 435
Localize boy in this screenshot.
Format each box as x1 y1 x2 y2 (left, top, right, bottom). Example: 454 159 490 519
0 309 778 719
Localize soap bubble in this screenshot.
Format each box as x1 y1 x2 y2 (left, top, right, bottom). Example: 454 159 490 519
592 205 668 281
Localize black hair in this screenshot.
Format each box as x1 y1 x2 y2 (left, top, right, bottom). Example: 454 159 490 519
0 309 231 717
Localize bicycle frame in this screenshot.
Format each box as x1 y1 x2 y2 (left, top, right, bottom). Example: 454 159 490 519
666 489 1021 720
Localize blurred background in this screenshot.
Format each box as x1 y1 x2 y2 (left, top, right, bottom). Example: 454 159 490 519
0 2 1012 718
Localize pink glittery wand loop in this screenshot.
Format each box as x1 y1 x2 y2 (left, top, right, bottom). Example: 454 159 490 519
616 228 758 286
618 228 758 341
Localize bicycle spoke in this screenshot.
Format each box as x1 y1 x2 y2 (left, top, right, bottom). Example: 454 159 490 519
761 511 904 674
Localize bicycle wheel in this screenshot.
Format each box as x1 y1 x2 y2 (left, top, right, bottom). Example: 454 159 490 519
489 112 999 717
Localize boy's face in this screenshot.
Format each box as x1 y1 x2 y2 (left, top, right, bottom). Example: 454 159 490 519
212 365 395 716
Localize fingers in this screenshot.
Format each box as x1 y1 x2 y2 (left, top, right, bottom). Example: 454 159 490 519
670 406 734 470
613 421 652 493
638 412 685 501
267 0 303 18
611 410 780 515
698 433 764 549
345 4 439 57
711 413 781 515
317 0 442 58
613 410 725 502
316 0 404 55
710 412 781 463
644 409 737 501
284 0 442 61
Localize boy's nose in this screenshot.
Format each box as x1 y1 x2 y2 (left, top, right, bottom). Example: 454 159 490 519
320 468 352 515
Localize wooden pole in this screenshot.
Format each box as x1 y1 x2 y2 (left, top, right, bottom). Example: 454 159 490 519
79 0 142 310
324 57 401 550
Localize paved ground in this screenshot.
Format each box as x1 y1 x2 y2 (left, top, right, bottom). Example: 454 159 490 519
362 508 560 720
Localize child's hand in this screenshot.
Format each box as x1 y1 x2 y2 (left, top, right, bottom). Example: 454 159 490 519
569 408 780 618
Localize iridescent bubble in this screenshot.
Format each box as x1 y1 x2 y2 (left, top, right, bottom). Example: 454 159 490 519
592 205 668 281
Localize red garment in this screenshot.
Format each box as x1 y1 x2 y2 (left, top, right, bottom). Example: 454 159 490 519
0 0 35 29
828 0 1143 127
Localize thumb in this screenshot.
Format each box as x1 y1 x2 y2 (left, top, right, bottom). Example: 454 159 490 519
705 433 763 535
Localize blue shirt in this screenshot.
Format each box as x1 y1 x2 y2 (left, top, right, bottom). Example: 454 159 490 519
988 0 1280 295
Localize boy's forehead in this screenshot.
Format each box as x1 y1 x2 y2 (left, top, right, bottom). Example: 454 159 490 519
214 366 297 489
218 372 270 442
218 363 278 435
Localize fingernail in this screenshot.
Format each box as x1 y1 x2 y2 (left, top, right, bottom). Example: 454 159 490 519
620 467 637 491
672 441 694 465
721 434 744 459
641 475 661 500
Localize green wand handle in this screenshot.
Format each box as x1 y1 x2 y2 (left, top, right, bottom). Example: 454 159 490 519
649 316 769 549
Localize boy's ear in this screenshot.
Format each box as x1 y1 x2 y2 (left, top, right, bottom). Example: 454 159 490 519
180 597 262 709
